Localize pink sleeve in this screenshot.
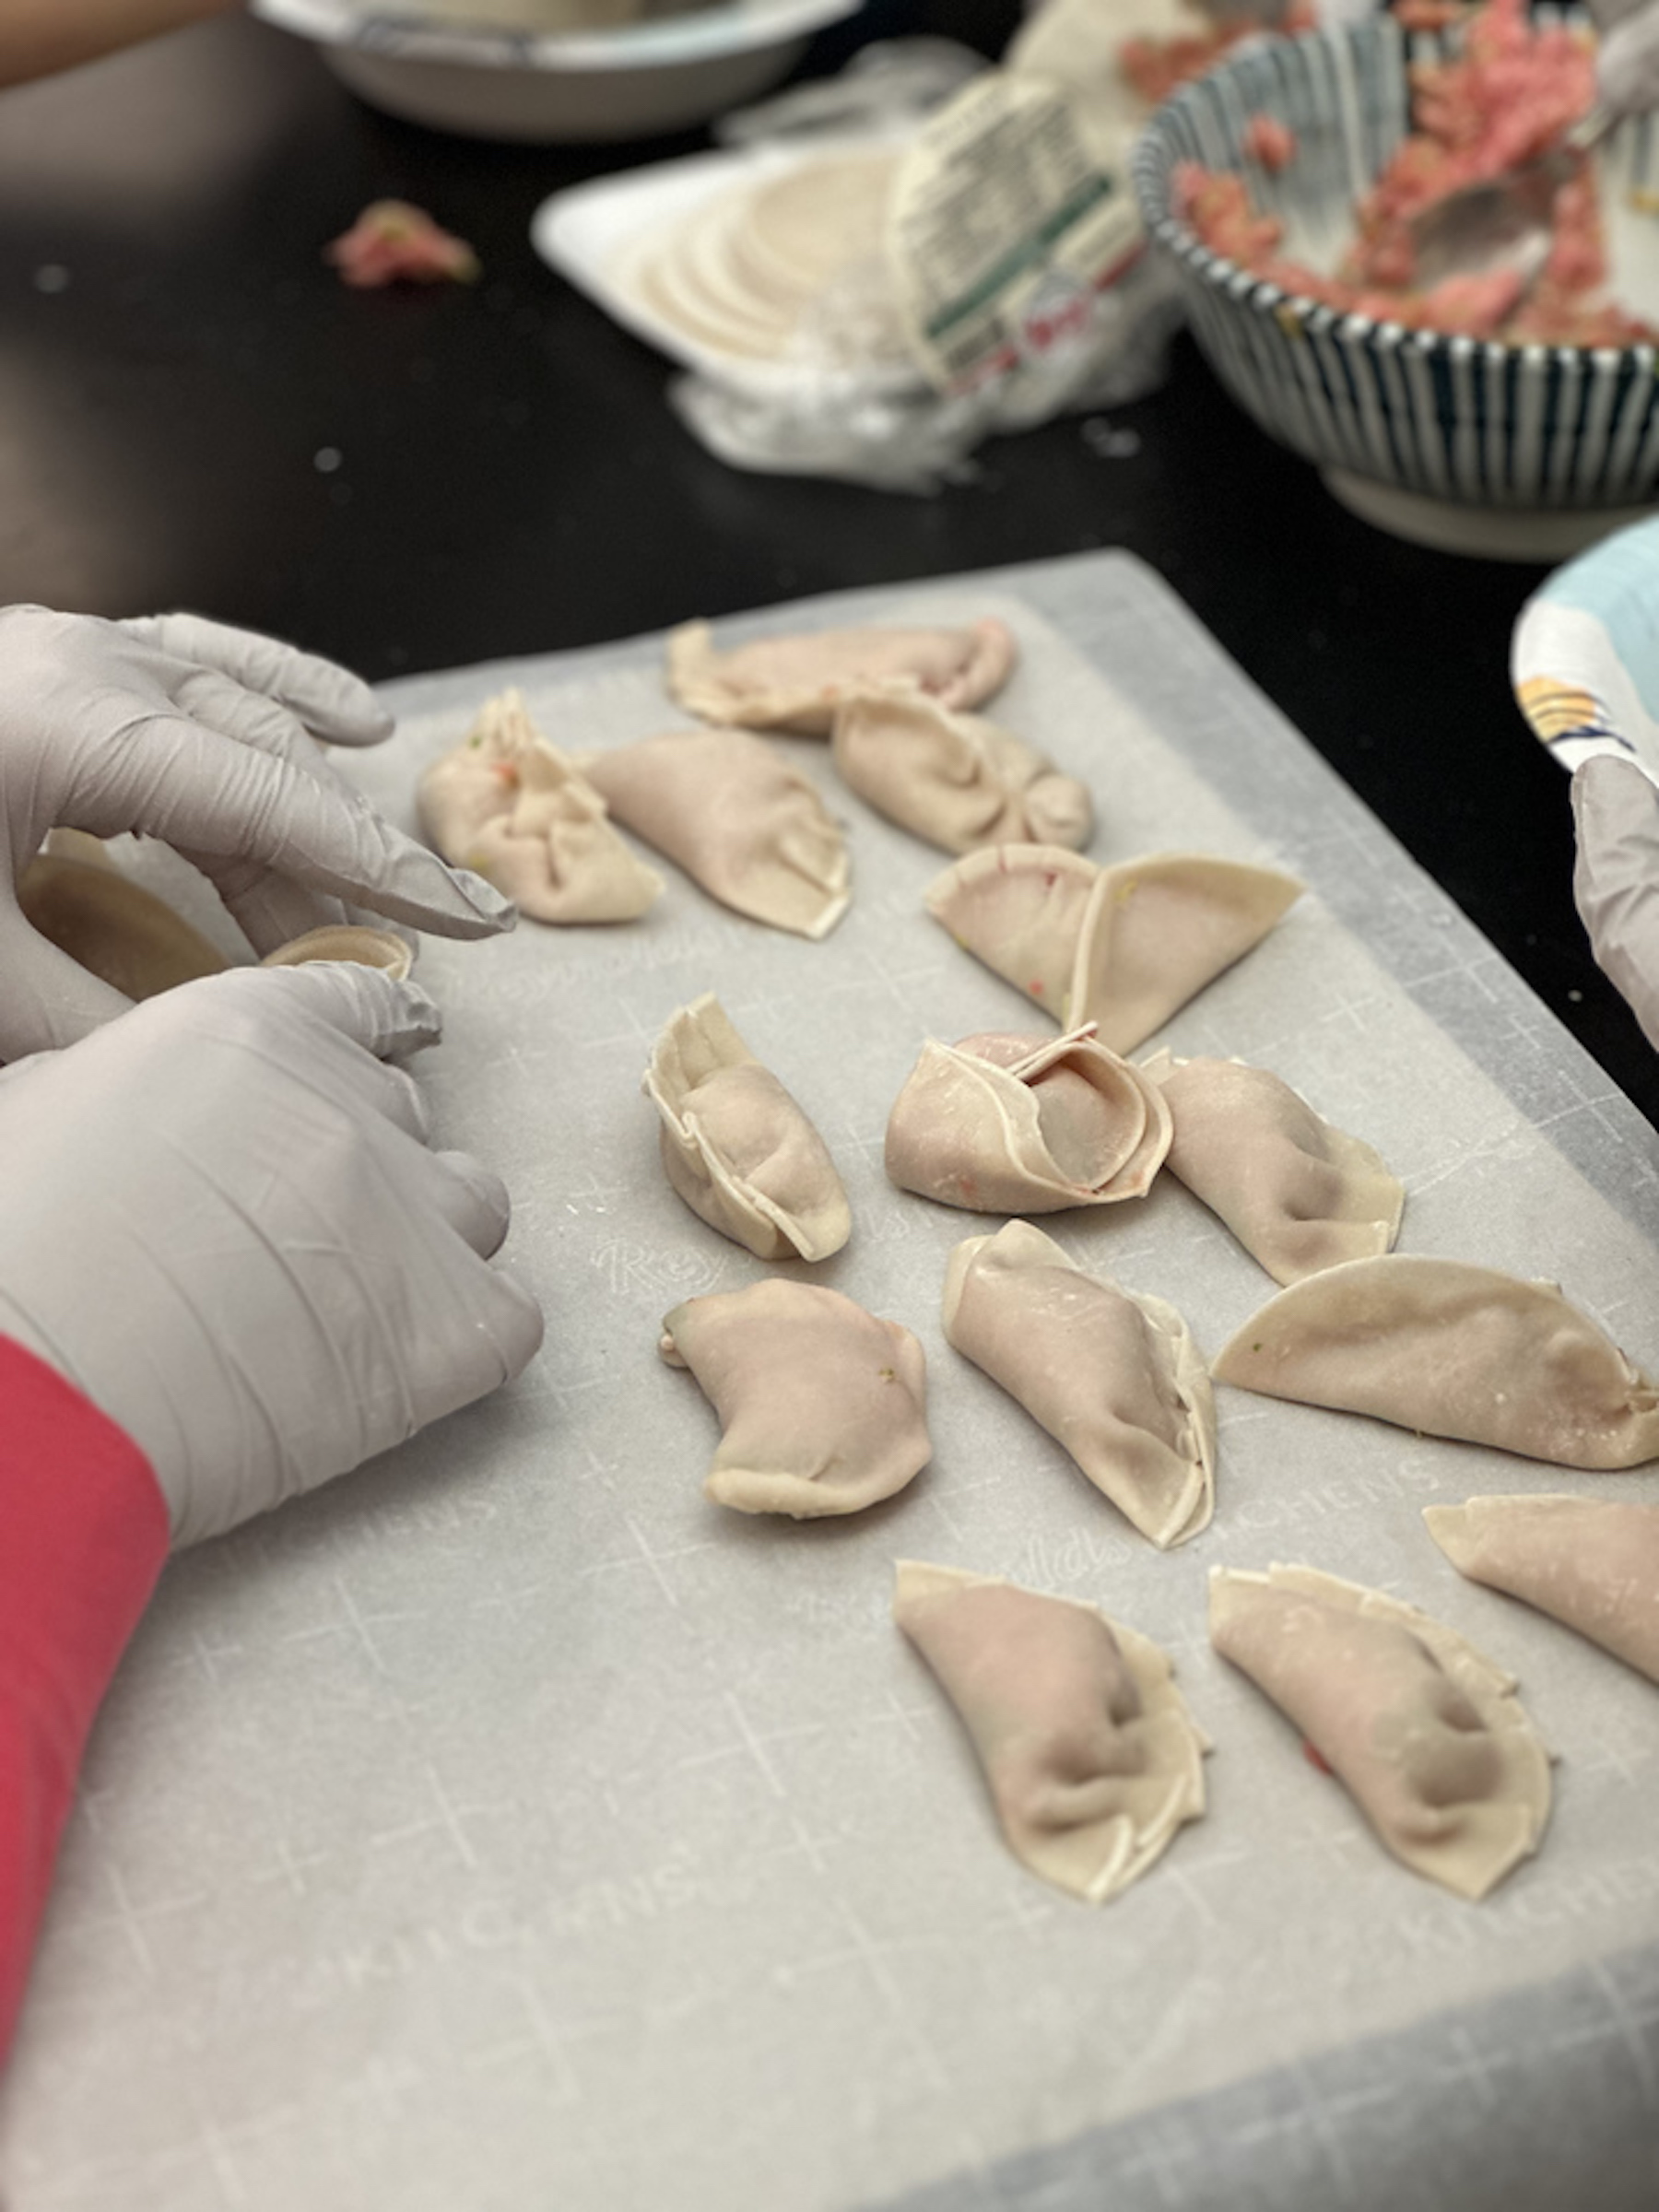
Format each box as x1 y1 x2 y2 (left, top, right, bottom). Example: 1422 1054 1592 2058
0 1336 169 2067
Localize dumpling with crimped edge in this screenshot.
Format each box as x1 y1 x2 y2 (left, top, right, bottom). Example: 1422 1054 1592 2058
942 1220 1215 1547
666 617 1018 735
645 994 851 1263
1212 1254 1659 1469
1209 1564 1552 1900
1141 1050 1404 1285
580 727 850 940
924 844 1303 1054
894 1561 1209 1903
660 1279 929 1518
886 1024 1171 1215
416 688 662 924
1426 1494 1659 1682
830 689 1092 855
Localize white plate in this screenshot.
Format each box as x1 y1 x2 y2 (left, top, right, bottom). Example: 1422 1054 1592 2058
1512 512 1659 779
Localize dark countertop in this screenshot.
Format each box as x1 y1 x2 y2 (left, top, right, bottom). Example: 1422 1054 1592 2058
2 5 1653 1122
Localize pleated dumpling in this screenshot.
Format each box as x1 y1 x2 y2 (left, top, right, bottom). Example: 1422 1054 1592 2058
885 1025 1171 1214
894 1561 1208 1903
581 728 850 939
1213 1255 1659 1469
925 845 1302 1053
1142 1052 1404 1285
830 690 1092 855
645 994 851 1263
1425 1495 1659 1682
660 1280 930 1518
943 1220 1215 1547
667 616 1017 735
1209 1564 1551 1900
416 688 662 924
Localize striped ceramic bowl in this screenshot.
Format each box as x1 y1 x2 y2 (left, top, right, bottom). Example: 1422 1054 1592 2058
1131 12 1659 557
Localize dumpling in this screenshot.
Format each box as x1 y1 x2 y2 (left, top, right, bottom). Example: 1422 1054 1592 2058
1141 1051 1404 1285
660 1279 929 1517
1212 1255 1659 1469
893 1560 1208 1902
830 689 1092 854
1425 1494 1659 1681
666 617 1018 735
580 728 850 939
645 994 851 1262
1208 1564 1551 1900
885 1025 1171 1214
942 1219 1214 1547
416 688 662 924
925 845 1302 1053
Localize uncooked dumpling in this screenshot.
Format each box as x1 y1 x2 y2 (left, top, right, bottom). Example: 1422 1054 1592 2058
667 617 1018 736
925 845 1302 1053
660 1279 929 1518
942 1220 1214 1547
886 1024 1170 1215
1141 1051 1404 1285
830 689 1091 854
1426 1495 1659 1681
581 728 850 939
416 689 661 924
894 1560 1208 1902
1212 1255 1659 1469
645 994 851 1263
1209 1564 1551 1900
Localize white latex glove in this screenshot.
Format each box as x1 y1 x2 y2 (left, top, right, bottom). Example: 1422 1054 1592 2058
0 604 515 1060
1572 753 1659 1051
1589 0 1659 113
0 964 544 1546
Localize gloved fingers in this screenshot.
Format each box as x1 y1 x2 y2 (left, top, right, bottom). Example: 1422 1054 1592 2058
92 711 515 938
1572 754 1659 1052
406 1259 547 1426
1597 6 1659 112
0 907 134 1061
193 959 444 1065
171 841 357 957
427 1148 514 1258
118 612 394 746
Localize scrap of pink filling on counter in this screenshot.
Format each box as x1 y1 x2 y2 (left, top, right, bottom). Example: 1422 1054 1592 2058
324 200 480 288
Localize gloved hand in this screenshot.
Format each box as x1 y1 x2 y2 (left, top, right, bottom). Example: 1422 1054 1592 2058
1589 0 1659 114
1572 754 1659 1049
0 963 543 1546
0 604 515 1060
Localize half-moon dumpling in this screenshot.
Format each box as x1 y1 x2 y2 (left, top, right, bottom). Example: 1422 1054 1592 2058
894 1560 1208 1902
667 617 1018 735
1141 1051 1404 1285
1425 1495 1659 1681
942 1219 1215 1547
645 994 851 1262
1212 1255 1659 1469
660 1279 929 1517
416 688 662 924
886 1025 1171 1214
925 845 1302 1053
1208 1563 1551 1900
830 689 1092 854
581 728 850 939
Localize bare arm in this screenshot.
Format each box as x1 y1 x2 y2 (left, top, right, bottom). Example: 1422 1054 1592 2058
0 0 237 89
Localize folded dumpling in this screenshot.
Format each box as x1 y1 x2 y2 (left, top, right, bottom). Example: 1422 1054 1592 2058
667 617 1018 735
581 728 850 939
886 1025 1171 1214
1209 1564 1551 1900
416 688 662 924
1425 1495 1659 1681
830 689 1091 855
942 1220 1214 1547
1213 1255 1659 1469
925 845 1302 1054
894 1560 1208 1902
660 1279 930 1517
1141 1052 1404 1285
645 994 851 1263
